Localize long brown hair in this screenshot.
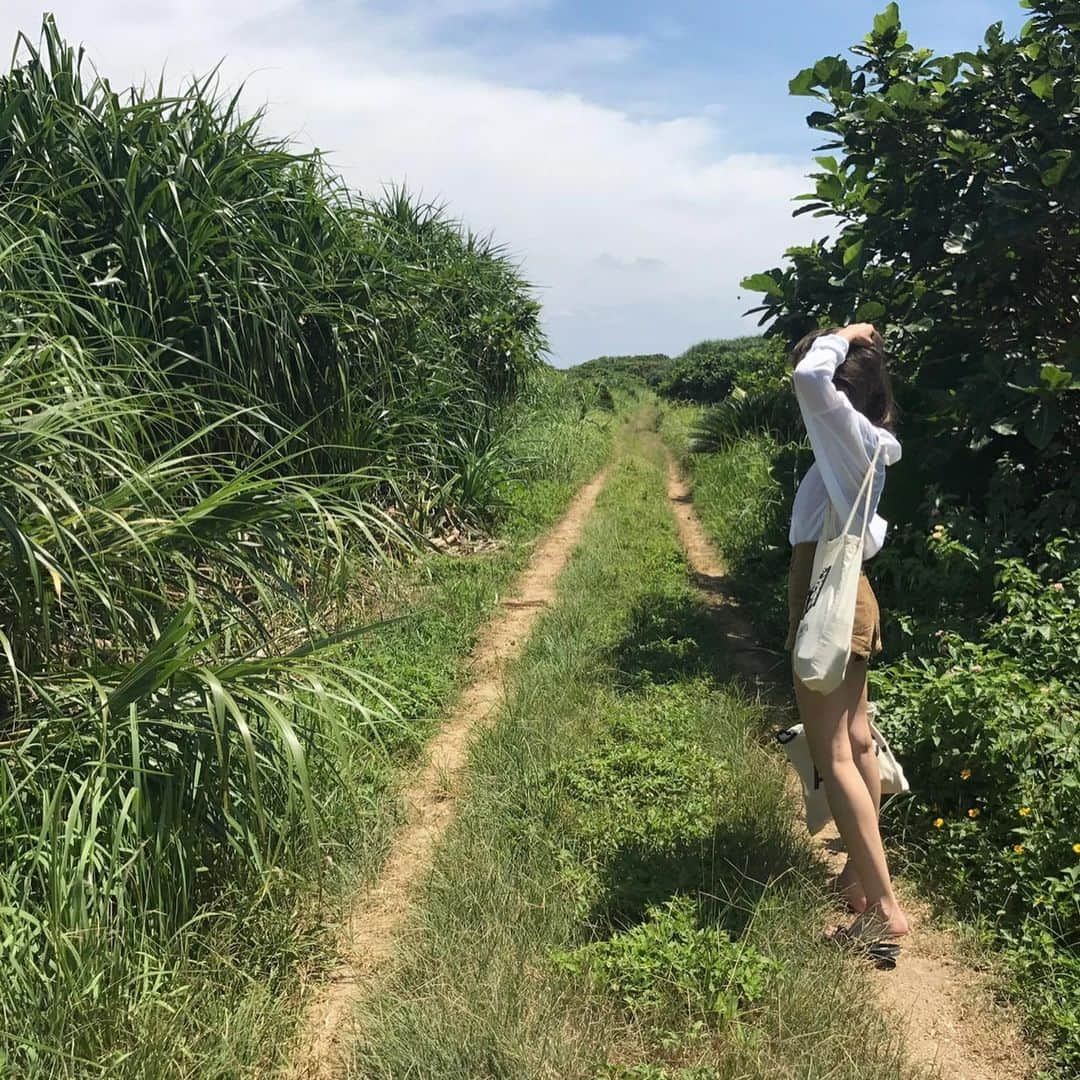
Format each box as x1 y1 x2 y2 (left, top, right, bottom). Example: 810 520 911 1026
789 326 897 432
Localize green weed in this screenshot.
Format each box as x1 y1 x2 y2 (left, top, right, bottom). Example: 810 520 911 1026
555 896 778 1023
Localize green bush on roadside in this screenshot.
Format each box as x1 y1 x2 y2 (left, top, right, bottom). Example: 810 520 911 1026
0 15 562 1074
872 543 1080 1066
658 338 786 406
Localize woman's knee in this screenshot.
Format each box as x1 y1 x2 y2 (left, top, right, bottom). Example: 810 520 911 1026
848 716 874 759
810 729 856 773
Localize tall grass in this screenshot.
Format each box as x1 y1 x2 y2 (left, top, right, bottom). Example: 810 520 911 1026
0 16 545 1072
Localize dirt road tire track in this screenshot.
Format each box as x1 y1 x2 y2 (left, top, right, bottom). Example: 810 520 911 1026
664 452 1038 1080
283 467 610 1080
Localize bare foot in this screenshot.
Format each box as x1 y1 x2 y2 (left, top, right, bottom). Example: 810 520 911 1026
844 903 910 941
831 859 868 914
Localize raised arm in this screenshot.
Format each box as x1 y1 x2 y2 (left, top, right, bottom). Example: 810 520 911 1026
792 335 847 415
792 325 889 524
791 324 876 417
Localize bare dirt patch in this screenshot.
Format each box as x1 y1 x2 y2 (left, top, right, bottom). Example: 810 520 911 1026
284 467 609 1079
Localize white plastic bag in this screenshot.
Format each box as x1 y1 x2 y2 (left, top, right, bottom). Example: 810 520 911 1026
793 441 883 695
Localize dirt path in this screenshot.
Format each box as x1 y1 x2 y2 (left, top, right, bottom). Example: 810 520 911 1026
664 453 1039 1080
284 468 610 1080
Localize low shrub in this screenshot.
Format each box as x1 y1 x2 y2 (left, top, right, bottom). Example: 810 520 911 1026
658 337 785 406
873 541 1080 1068
568 354 673 394
689 389 801 454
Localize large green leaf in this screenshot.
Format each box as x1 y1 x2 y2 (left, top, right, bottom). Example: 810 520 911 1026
740 273 784 298
873 3 900 36
1024 399 1062 449
843 239 865 267
1040 363 1074 390
1041 150 1073 187
789 67 819 96
855 300 886 322
813 56 851 91
1028 73 1055 99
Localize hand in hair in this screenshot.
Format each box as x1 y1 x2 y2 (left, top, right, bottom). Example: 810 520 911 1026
836 323 877 345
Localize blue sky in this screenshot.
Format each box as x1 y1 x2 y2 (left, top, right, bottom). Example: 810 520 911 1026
5 1 1029 365
420 0 1026 154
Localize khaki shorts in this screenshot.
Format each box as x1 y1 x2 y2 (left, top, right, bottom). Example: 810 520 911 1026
785 542 882 661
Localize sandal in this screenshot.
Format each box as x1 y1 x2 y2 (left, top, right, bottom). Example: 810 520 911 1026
827 924 902 970
826 912 906 971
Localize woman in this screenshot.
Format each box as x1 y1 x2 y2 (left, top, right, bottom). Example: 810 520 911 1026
787 322 909 949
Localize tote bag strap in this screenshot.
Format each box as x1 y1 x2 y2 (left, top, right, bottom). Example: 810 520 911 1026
838 438 884 539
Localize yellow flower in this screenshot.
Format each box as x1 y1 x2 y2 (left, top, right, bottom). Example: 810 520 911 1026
960 768 972 780
968 808 981 819
1073 843 1080 856
1013 844 1025 855
1019 806 1032 818
933 817 945 829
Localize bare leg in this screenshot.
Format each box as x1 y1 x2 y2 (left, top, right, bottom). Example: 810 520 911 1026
795 659 908 937
834 673 880 911
848 675 881 813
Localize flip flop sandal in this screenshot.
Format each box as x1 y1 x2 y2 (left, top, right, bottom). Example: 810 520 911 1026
827 925 903 971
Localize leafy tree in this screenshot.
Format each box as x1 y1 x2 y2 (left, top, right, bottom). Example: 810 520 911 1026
742 0 1080 550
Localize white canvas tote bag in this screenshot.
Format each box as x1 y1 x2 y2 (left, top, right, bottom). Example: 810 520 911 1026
866 703 910 796
793 440 883 694
776 706 910 836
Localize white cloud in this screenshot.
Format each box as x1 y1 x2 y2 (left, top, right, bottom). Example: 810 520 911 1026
408 0 551 18
1 2 819 364
488 31 645 81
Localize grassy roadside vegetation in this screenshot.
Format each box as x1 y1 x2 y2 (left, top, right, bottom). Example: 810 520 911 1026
7 373 620 1078
350 416 917 1080
0 13 627 1074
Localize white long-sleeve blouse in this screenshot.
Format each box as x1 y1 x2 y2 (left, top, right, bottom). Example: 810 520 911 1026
788 334 902 560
